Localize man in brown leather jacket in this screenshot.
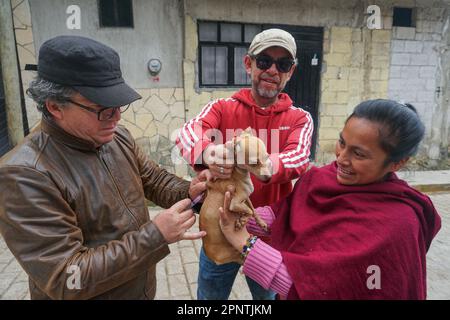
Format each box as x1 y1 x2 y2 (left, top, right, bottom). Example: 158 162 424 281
0 36 208 299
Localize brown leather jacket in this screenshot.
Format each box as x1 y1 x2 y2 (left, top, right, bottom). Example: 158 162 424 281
0 117 190 299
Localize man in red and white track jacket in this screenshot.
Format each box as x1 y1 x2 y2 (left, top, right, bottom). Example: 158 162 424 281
176 28 313 300
176 88 313 208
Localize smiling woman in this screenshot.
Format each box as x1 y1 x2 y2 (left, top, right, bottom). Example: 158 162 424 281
219 99 441 300
336 100 424 186
336 122 398 184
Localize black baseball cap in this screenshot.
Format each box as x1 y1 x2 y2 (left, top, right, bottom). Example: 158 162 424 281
37 35 141 107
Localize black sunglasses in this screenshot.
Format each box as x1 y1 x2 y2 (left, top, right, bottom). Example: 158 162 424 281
250 54 296 73
67 100 130 121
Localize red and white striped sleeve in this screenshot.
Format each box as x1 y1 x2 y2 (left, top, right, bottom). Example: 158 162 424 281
175 99 222 168
268 108 314 184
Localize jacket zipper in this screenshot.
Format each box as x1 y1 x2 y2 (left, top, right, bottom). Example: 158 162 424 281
96 149 140 229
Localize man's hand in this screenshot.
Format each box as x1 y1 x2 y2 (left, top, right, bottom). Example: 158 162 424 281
188 169 212 200
153 199 206 243
219 191 249 251
203 142 234 179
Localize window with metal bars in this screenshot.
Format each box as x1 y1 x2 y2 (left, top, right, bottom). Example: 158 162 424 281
198 21 262 87
98 0 134 28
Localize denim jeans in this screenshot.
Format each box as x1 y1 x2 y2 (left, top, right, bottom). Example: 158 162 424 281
197 247 276 300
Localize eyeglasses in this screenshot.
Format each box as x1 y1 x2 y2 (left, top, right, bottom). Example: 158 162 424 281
67 100 130 121
250 54 296 73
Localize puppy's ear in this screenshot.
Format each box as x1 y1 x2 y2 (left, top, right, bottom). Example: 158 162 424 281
224 140 234 152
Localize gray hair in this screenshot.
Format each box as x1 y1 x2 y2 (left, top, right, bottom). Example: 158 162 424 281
26 76 75 117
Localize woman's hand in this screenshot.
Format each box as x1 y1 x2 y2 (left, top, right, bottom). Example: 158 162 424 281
219 191 250 251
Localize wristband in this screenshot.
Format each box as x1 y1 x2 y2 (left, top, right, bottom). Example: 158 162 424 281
241 235 258 261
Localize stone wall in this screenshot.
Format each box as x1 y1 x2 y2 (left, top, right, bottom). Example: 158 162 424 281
317 27 391 164
185 0 450 166
387 7 449 167
11 0 39 128
184 1 393 165
122 87 189 177
13 0 450 174
28 0 184 89
14 0 190 177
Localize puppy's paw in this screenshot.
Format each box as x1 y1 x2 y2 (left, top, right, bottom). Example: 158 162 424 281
234 216 249 231
259 221 268 232
254 216 268 232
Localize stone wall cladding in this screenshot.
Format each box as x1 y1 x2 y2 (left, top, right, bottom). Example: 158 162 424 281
317 26 391 164
11 1 190 178
388 36 439 131
388 6 446 157
12 0 40 129
14 0 450 171
122 88 189 177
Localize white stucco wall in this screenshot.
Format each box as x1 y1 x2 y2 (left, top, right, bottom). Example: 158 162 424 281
28 0 183 89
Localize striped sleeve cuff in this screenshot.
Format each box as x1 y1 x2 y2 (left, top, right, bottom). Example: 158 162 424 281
246 206 275 237
271 262 292 298
242 239 293 297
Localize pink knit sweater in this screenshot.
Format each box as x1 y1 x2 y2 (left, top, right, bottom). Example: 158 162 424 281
244 206 293 298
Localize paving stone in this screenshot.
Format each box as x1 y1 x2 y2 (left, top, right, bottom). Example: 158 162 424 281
231 270 252 300
165 255 184 275
155 278 169 299
0 281 29 300
0 253 14 265
168 243 179 254
193 239 202 256
171 295 192 300
189 282 198 299
1 192 449 300
156 261 167 281
168 274 190 297
180 247 198 264
426 193 450 300
2 259 22 274
13 271 29 283
183 262 199 284
0 262 9 273
178 239 195 249
0 273 16 296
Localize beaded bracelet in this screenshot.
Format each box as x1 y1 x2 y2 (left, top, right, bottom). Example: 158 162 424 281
241 234 258 261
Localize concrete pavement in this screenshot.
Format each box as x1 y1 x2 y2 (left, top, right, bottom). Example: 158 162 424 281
397 170 450 192
1 172 449 300
0 208 252 300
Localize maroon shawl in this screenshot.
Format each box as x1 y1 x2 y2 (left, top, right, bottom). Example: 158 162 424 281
270 162 441 300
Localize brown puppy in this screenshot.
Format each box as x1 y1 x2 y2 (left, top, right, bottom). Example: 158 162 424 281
200 128 270 264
